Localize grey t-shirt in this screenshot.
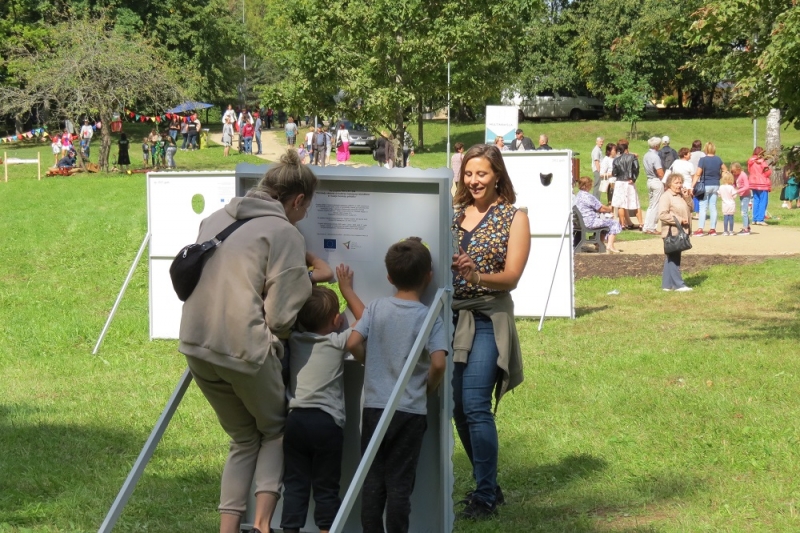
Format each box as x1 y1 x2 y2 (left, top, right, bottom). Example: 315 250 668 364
591 145 603 171
643 149 663 180
287 329 351 427
354 297 448 415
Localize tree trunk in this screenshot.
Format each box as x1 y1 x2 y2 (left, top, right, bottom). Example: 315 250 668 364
766 107 782 187
677 86 684 110
417 96 424 150
99 109 112 171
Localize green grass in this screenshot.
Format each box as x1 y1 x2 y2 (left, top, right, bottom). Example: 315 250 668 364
3 119 800 532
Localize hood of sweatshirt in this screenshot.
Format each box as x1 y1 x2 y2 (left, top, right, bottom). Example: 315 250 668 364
224 195 289 221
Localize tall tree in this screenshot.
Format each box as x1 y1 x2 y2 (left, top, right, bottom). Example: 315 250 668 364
0 17 186 170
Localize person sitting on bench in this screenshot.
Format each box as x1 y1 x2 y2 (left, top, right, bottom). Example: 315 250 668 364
57 149 77 169
575 176 622 253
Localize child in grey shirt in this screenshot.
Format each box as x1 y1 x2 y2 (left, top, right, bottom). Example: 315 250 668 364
344 237 448 533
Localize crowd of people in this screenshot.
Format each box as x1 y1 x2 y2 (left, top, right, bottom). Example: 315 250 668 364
178 143 528 533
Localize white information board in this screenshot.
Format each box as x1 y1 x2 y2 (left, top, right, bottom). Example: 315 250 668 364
485 105 518 144
146 171 237 339
502 151 575 318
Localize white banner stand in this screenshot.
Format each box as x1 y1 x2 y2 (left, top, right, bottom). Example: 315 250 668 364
484 106 518 145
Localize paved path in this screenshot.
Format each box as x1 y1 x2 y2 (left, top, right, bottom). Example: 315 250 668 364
208 129 366 166
619 223 800 256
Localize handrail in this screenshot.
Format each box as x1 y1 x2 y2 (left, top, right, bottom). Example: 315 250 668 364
329 287 448 533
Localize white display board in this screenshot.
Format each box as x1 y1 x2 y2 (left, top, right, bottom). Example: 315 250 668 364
485 105 518 144
502 151 575 318
146 172 237 339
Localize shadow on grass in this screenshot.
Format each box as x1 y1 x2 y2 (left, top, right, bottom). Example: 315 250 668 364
452 451 700 532
576 305 610 318
684 272 709 287
0 412 218 532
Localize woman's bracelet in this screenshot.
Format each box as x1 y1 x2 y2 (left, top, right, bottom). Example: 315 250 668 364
472 271 481 286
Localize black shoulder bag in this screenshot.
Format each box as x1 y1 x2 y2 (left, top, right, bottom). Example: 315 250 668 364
169 218 252 301
693 163 706 200
664 216 692 254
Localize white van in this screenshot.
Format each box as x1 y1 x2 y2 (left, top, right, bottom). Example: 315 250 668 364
518 90 605 121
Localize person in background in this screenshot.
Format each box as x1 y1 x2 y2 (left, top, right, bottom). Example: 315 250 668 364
57 148 77 168
51 136 62 166
451 142 465 186
222 117 234 157
285 117 298 147
402 127 414 167
509 129 533 151
748 147 772 225
80 118 94 160
575 176 622 253
179 150 316 533
718 171 737 235
242 120 255 155
658 136 679 171
731 162 751 235
61 129 72 158
117 133 130 171
375 131 389 167
278 109 287 128
658 173 693 292
782 163 799 209
266 107 274 129
692 142 727 237
611 139 642 229
591 137 604 199
222 105 236 125
165 135 177 169
451 144 529 519
180 118 190 150
642 137 665 235
142 137 150 168
666 148 694 190
297 144 309 164
494 136 509 152
304 127 315 162
168 116 181 141
324 126 333 166
537 134 553 151
254 113 263 155
313 125 327 166
689 139 704 214
599 142 617 207
336 123 350 165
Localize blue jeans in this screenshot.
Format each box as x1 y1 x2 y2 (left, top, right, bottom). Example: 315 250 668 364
243 136 252 154
169 129 178 141
740 196 751 229
752 190 769 222
698 185 719 231
452 314 499 506
254 131 262 153
724 214 734 233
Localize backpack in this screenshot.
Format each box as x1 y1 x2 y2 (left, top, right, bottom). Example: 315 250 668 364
659 146 677 172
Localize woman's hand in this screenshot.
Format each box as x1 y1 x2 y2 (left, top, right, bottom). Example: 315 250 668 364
451 247 477 281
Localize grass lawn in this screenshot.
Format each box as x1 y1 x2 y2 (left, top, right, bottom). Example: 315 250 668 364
2 124 800 532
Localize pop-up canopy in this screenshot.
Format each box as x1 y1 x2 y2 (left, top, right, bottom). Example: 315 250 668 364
165 101 214 114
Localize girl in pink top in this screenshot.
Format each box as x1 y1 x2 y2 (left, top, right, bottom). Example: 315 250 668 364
718 171 737 235
61 130 72 157
748 147 772 224
731 162 750 234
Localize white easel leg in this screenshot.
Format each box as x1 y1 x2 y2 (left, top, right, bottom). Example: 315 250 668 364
92 233 151 354
538 212 572 331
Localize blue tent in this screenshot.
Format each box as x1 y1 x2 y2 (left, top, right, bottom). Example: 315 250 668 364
165 101 214 114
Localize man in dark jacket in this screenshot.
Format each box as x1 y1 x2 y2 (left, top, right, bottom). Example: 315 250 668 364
510 128 534 151
658 136 679 171
611 140 643 229
313 125 327 166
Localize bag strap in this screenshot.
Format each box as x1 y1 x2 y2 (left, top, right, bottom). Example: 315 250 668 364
673 215 686 236
214 218 252 243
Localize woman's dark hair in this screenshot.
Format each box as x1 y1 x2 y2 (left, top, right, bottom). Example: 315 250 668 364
453 144 516 205
578 176 593 191
617 140 629 153
691 140 702 152
605 142 616 156
677 147 689 159
455 142 464 151
120 133 127 141
248 149 317 204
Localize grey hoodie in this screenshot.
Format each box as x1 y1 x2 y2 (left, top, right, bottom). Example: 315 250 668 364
179 196 312 374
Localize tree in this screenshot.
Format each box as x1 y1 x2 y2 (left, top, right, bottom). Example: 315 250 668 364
0 17 187 170
257 0 536 148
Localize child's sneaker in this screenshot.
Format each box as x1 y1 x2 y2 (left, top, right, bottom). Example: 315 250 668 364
722 231 730 236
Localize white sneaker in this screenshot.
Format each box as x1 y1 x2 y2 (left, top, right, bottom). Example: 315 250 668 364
675 286 693 292
662 288 673 292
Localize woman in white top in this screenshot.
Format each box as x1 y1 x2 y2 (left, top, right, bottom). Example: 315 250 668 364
335 124 350 164
666 147 694 189
222 105 236 125
599 142 617 206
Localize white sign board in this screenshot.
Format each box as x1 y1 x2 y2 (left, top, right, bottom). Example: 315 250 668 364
485 105 518 144
146 171 237 339
502 151 575 318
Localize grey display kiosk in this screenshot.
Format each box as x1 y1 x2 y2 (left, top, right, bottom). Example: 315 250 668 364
236 163 455 533
98 164 455 533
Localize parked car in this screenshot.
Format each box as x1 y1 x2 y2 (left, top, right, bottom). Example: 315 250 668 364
330 120 377 152
518 90 605 121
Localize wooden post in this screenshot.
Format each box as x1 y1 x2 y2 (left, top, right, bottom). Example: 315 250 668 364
37 151 41 180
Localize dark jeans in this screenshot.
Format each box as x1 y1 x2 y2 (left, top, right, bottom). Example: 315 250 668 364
281 408 343 530
452 314 500 506
313 145 326 166
255 132 262 153
361 408 426 533
187 132 198 149
402 149 411 167
181 133 188 149
662 250 686 289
